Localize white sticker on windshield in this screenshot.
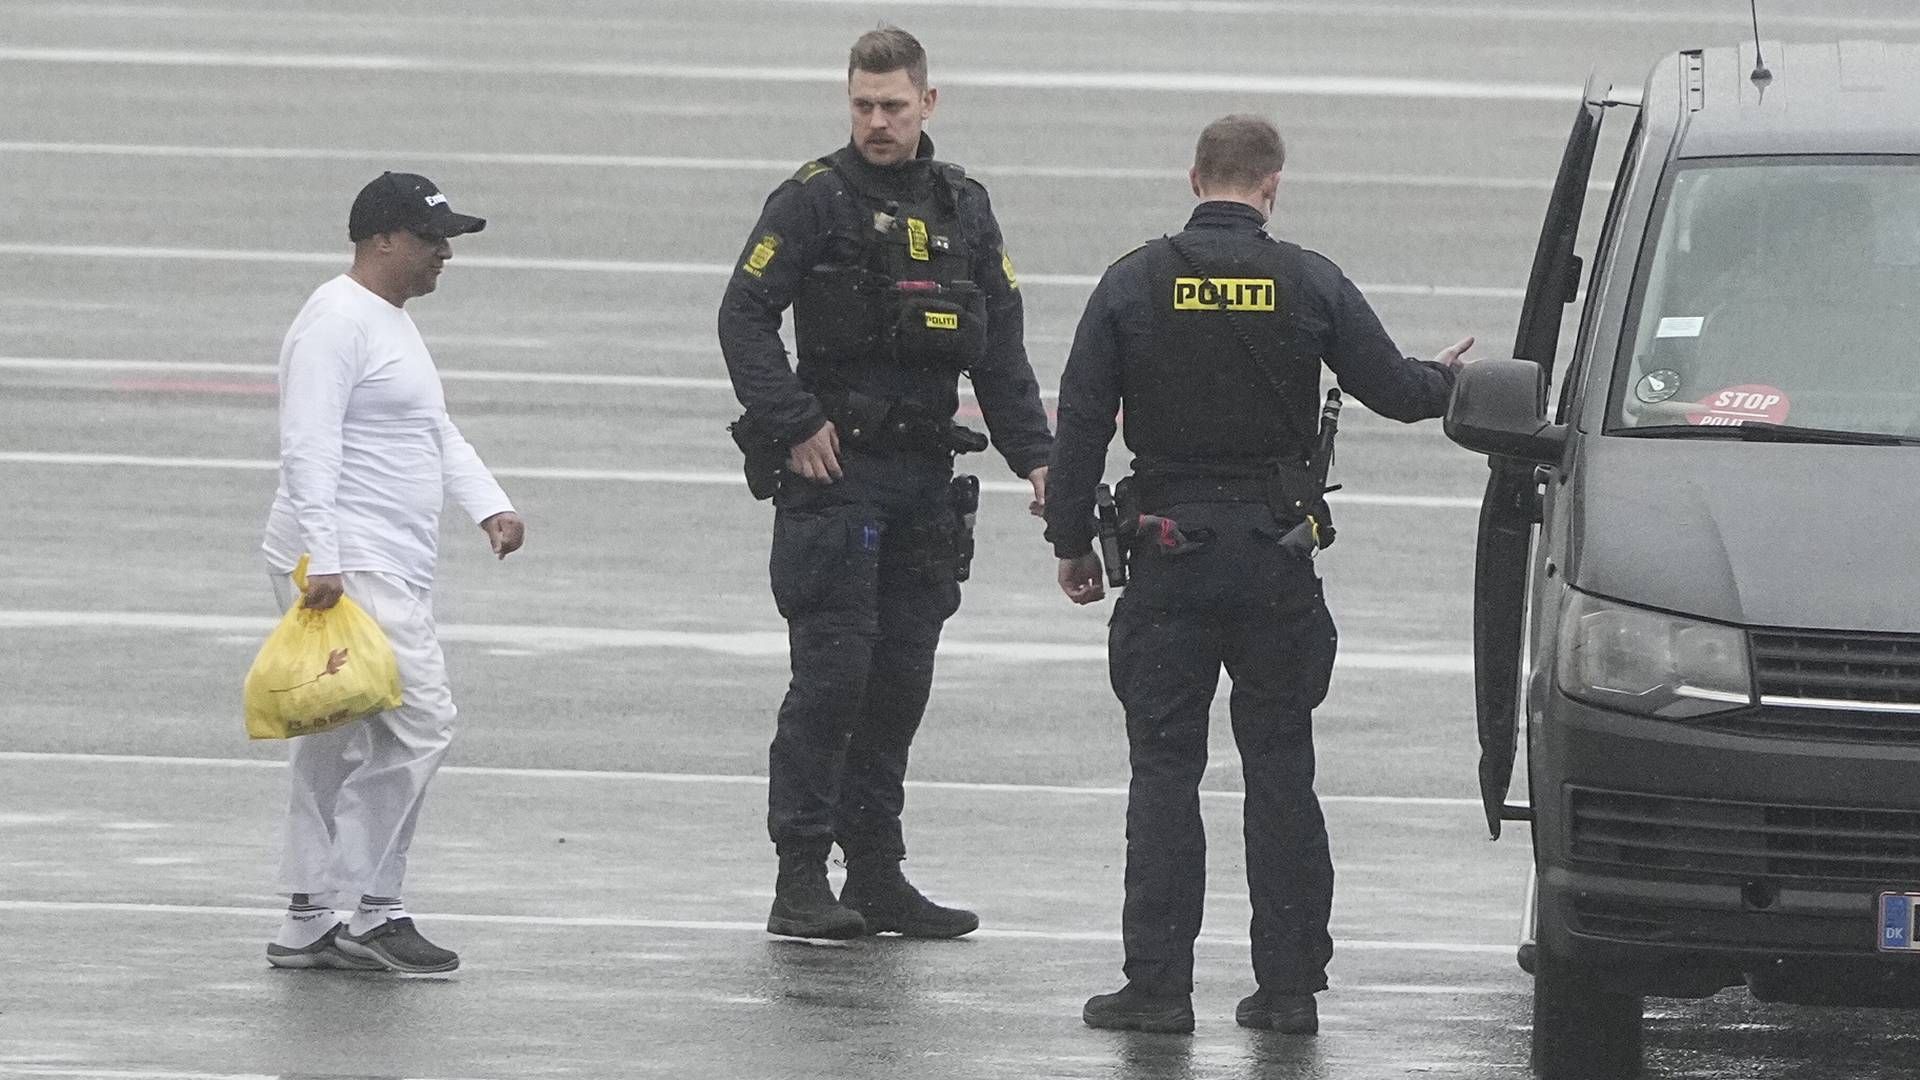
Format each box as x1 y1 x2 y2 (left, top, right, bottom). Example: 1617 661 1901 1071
1657 316 1704 338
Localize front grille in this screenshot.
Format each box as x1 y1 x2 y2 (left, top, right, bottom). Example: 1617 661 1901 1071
1752 629 1920 705
1694 706 1920 746
1569 787 1920 884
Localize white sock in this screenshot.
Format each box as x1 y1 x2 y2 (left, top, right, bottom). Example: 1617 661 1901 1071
274 902 339 949
348 895 407 936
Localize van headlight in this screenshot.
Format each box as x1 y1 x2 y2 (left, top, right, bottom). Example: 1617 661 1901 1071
1556 591 1753 718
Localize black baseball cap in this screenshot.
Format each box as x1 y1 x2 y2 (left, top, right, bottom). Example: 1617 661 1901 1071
348 172 486 242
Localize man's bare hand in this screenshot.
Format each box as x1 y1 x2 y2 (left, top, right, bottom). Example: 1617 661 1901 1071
1026 465 1049 517
1058 553 1106 605
1432 335 1476 372
302 573 345 611
787 421 842 484
482 511 526 560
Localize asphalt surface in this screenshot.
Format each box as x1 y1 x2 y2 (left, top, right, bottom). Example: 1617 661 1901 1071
5 2 1920 1078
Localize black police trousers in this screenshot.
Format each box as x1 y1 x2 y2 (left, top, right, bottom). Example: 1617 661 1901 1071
765 447 962 862
1108 500 1339 996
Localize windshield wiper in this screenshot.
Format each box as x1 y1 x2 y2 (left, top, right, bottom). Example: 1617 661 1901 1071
1619 422 1920 446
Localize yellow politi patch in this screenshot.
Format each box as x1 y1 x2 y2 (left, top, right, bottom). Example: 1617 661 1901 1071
1172 276 1277 312
1001 249 1019 289
907 218 930 261
924 311 959 330
743 233 779 278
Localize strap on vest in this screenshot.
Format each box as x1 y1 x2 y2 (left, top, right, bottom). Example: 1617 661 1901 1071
1160 233 1311 446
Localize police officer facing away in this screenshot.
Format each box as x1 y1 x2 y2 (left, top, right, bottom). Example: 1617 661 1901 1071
718 27 1053 941
1044 115 1473 1033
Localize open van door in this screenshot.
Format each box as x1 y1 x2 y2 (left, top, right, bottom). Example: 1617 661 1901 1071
1469 80 1606 839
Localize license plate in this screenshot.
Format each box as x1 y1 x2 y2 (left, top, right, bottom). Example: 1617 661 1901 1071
1878 892 1920 952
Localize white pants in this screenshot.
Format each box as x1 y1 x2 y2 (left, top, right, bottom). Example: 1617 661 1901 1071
270 569 457 906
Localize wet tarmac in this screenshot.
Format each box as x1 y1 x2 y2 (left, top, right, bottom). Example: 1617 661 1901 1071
6 0 1920 1077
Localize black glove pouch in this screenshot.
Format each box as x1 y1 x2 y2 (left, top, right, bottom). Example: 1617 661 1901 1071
891 285 984 373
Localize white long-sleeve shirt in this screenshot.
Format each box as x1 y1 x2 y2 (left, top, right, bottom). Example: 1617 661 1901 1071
262 274 514 589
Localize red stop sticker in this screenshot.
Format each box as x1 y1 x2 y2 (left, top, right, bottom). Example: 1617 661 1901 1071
1687 384 1790 427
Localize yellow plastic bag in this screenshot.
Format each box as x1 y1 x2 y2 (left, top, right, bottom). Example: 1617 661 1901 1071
243 555 404 740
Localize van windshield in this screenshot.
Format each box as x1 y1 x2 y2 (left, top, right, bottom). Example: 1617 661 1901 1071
1611 158 1920 439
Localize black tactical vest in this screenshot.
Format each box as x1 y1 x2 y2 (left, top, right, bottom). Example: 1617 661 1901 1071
790 157 986 378
1125 238 1318 474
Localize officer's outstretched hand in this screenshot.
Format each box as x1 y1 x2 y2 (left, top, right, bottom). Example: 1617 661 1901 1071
1058 553 1106 605
1432 335 1476 372
788 421 843 484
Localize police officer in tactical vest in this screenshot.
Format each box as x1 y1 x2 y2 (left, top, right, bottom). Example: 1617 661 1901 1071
1044 115 1474 1033
718 26 1053 941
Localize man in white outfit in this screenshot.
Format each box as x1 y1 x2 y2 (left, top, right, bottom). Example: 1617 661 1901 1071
260 172 525 973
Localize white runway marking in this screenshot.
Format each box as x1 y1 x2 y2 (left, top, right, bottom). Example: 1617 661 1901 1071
0 898 1511 955
0 242 1528 299
0 1068 497 1080
18 0 1920 31
0 751 1487 807
0 451 1486 509
0 46 1575 101
779 0 1920 31
0 140 1582 192
0 356 1061 400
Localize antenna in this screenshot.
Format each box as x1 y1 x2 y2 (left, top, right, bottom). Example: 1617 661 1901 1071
1748 0 1773 88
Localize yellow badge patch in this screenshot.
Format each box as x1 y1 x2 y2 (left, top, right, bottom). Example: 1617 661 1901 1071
1172 276 1277 312
743 234 779 278
925 311 959 331
1001 250 1019 289
907 218 930 261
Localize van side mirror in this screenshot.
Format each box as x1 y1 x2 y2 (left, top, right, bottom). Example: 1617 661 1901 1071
1444 358 1569 464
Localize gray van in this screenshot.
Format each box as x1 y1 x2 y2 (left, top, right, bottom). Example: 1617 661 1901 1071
1445 41 1920 1079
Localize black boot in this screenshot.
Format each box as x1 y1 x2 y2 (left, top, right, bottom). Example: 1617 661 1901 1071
767 847 866 940
1083 982 1195 1033
1235 988 1317 1034
839 858 979 938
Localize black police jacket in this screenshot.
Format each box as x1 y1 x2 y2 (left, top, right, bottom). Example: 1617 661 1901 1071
1043 200 1456 557
717 135 1053 478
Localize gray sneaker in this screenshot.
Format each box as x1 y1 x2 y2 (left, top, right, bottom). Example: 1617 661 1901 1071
266 923 387 971
335 917 460 974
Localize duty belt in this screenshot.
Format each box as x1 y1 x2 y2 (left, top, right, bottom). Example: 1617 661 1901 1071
1129 471 1272 513
820 387 988 458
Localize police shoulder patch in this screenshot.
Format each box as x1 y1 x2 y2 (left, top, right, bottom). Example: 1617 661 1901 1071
1108 242 1152 269
742 233 780 278
791 160 833 184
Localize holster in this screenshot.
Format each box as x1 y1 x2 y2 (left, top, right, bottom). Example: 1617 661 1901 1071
1096 482 1129 588
1268 461 1336 556
949 474 980 583
879 474 979 588
1113 477 1213 560
728 414 788 501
